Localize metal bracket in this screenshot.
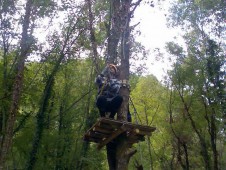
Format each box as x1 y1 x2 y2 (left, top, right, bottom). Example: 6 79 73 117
121 79 130 89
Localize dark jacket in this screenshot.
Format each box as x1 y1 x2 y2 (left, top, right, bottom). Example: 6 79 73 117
96 65 121 96
95 74 121 99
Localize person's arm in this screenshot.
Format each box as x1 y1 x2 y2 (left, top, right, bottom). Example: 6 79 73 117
95 74 104 86
101 65 110 77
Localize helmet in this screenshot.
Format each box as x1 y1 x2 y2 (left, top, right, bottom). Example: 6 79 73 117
108 64 118 75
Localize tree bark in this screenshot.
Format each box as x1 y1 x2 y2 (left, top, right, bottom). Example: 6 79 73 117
86 0 100 73
210 109 218 170
107 0 121 64
182 142 189 170
104 0 142 169
204 101 219 170
105 0 129 168
0 0 33 168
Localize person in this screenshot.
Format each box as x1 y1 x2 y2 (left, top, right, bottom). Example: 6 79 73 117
95 64 123 119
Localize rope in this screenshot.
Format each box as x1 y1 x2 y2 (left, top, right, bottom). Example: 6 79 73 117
129 96 142 124
99 79 107 96
45 87 95 123
129 96 144 167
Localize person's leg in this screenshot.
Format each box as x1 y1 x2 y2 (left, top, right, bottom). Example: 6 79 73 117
96 96 107 117
106 141 117 170
109 95 123 118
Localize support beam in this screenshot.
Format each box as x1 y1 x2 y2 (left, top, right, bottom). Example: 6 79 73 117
97 124 127 150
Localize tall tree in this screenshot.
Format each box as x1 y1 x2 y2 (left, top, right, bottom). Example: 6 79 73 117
166 0 226 169
0 0 34 168
105 0 144 169
26 7 85 168
166 37 225 169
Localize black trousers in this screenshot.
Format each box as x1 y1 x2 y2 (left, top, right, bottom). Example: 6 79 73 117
96 95 123 118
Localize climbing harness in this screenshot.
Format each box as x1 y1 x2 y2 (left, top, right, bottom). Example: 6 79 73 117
99 77 107 96
120 79 130 90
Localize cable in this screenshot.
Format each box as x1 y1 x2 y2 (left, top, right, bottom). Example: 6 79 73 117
129 96 142 124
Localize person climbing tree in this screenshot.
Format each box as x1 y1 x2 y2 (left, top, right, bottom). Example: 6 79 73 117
95 63 123 119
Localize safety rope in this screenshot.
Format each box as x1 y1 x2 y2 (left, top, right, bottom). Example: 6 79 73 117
99 78 107 96
129 96 142 124
129 96 144 167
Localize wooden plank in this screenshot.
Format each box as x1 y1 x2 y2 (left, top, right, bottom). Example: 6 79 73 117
126 129 141 141
98 119 122 129
93 126 112 134
123 123 156 133
89 131 109 139
84 135 101 143
83 118 156 145
125 129 146 144
97 124 127 150
100 118 123 126
97 122 115 130
84 119 104 135
99 118 156 133
136 129 152 136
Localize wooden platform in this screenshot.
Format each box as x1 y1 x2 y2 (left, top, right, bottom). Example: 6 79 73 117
83 118 156 150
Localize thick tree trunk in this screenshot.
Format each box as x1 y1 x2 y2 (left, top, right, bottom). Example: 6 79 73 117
0 0 33 168
105 0 142 169
107 0 121 64
116 1 132 169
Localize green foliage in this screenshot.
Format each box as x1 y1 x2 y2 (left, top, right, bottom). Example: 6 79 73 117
0 0 225 169
130 75 169 169
166 14 225 169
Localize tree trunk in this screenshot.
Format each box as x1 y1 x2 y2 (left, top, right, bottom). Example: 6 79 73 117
177 89 211 170
55 104 64 170
104 0 142 169
107 0 121 64
0 0 33 168
26 48 67 169
115 1 133 169
26 67 56 170
203 98 219 170
0 8 11 135
210 108 218 170
182 142 189 170
86 0 100 73
169 90 190 170
177 140 186 170
26 11 83 168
